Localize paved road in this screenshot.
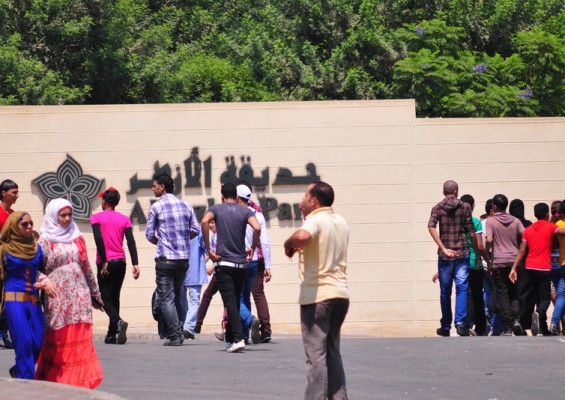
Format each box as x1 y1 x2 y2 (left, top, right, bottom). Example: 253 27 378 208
1 334 564 399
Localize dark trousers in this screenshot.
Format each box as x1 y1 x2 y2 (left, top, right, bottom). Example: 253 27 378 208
522 269 552 333
252 260 272 335
155 259 189 341
468 268 486 334
215 265 245 343
491 265 520 330
196 275 219 329
301 298 349 400
516 263 536 329
97 260 126 336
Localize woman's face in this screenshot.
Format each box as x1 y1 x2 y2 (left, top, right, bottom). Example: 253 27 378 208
58 207 73 230
18 214 34 238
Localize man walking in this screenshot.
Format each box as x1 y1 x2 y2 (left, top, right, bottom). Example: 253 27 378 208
146 172 199 346
428 180 477 337
201 183 260 353
485 194 525 335
284 181 350 400
91 187 140 345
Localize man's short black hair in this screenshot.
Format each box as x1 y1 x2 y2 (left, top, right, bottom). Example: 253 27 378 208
560 200 565 217
103 189 121 206
221 183 237 200
153 172 174 194
460 194 474 207
0 179 18 200
492 194 508 211
534 203 549 220
485 199 493 215
309 181 334 207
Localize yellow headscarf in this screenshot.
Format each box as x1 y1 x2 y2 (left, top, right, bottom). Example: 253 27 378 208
0 211 38 262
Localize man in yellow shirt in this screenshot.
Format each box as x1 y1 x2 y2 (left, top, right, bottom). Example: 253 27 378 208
284 181 350 400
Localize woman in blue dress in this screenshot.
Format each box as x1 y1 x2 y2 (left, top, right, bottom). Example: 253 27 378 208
0 211 55 379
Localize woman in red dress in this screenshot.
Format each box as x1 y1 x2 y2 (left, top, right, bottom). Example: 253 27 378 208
35 198 104 389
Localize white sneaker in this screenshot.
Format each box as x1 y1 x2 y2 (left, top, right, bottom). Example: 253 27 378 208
226 339 245 353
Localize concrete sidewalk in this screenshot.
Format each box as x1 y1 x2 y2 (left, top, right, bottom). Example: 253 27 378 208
1 334 563 399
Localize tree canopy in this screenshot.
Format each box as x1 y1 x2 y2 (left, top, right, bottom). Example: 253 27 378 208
0 0 563 117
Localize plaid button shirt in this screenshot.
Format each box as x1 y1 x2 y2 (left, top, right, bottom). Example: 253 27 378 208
145 193 200 260
428 198 475 260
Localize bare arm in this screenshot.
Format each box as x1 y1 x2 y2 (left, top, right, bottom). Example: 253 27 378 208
201 212 219 262
284 229 312 258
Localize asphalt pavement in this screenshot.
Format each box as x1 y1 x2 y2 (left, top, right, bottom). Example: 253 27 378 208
1 333 564 399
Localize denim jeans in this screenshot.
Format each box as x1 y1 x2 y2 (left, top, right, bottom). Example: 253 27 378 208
182 285 202 334
438 256 469 329
551 266 565 326
240 261 258 339
155 259 189 341
301 298 349 400
97 260 126 336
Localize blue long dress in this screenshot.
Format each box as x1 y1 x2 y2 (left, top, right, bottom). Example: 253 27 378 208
3 246 44 379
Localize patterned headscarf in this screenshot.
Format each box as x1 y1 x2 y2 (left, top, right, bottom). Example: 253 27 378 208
40 198 81 243
0 211 38 261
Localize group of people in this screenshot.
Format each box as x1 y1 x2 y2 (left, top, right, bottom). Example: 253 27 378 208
1 173 352 399
428 180 565 337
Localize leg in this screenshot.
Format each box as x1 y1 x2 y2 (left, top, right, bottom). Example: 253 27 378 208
438 258 455 330
155 260 186 341
327 299 350 400
196 275 218 330
98 261 127 336
252 260 272 338
551 268 565 327
453 257 469 328
183 285 202 334
517 262 535 329
491 267 514 331
240 262 258 340
531 270 552 333
469 268 486 334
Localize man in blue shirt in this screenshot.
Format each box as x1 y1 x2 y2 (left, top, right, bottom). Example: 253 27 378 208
146 172 199 346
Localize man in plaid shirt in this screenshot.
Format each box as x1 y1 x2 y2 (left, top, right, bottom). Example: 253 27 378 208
146 172 200 346
428 180 477 337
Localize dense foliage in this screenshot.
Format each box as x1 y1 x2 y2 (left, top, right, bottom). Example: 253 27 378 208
0 0 563 116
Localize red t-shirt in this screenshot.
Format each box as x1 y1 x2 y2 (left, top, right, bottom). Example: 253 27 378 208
523 220 558 270
0 206 13 233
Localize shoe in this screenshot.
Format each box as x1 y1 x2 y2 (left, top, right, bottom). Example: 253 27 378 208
531 312 540 336
501 330 513 336
163 338 183 346
469 328 476 336
9 366 16 378
183 330 195 340
0 331 14 349
194 325 201 334
512 320 525 336
244 337 250 345
117 320 128 345
226 339 245 353
104 334 117 344
259 333 272 343
214 332 225 342
456 325 470 337
251 317 261 344
548 324 560 336
436 328 450 337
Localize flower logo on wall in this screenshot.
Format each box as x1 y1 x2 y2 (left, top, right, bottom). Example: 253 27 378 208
33 155 104 222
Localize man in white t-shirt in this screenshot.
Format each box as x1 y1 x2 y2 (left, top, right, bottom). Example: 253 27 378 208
284 181 350 400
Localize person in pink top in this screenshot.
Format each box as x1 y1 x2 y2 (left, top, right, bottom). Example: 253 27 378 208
510 203 565 336
90 187 140 345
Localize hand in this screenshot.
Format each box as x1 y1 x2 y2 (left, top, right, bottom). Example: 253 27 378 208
92 296 104 311
246 248 254 263
285 246 296 258
37 279 58 297
509 270 518 284
432 272 439 283
100 262 110 277
442 248 460 258
132 265 140 280
206 264 215 275
208 250 221 262
264 268 272 283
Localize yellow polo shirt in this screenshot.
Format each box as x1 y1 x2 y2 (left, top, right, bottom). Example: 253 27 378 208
298 207 350 305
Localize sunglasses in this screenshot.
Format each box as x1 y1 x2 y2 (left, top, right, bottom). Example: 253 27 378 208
19 221 34 228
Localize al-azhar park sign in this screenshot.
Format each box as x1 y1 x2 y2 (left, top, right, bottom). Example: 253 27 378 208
32 148 321 223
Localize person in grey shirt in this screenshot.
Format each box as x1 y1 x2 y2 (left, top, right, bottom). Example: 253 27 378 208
201 183 260 353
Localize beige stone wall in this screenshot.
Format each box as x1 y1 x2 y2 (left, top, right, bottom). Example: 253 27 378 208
1 101 563 337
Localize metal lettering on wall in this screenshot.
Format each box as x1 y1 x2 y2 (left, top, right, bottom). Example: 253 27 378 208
33 148 320 223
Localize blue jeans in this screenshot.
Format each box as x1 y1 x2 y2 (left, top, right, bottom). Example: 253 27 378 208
155 259 189 341
551 266 565 326
182 285 202 334
438 256 469 329
240 261 258 339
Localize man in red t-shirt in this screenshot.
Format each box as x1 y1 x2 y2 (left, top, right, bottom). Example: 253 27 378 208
510 203 565 335
0 179 19 349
